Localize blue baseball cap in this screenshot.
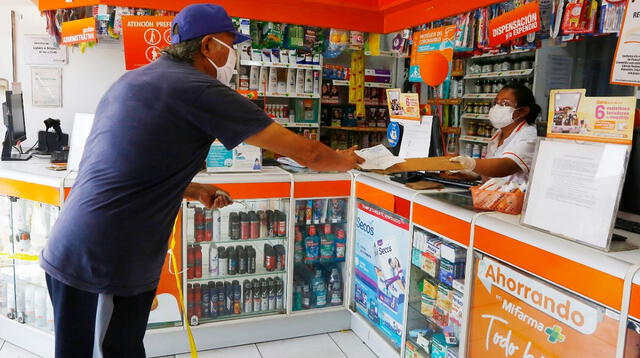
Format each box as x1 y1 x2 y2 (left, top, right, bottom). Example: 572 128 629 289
171 4 250 45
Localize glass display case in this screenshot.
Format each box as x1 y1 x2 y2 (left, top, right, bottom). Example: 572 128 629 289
291 197 349 312
183 197 290 325
404 227 466 358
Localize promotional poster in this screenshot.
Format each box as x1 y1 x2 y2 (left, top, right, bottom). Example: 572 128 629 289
353 201 410 348
409 25 455 83
468 256 618 358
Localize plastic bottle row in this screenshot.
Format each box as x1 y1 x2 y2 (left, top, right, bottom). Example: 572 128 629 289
187 243 286 280
187 276 285 324
295 199 347 225
294 224 346 265
0 274 54 332
192 207 287 243
293 264 343 310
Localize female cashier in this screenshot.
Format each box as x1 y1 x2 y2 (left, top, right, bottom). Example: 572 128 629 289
451 83 541 182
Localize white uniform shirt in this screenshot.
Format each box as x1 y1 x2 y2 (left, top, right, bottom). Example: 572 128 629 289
486 121 539 183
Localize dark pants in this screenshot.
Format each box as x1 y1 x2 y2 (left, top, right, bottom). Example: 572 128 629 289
45 273 156 358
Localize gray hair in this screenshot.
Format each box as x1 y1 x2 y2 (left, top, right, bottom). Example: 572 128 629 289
161 36 205 63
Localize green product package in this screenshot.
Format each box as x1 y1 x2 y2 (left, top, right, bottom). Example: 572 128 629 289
262 22 285 48
250 21 263 49
286 25 305 49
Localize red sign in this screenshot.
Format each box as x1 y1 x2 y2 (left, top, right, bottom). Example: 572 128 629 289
488 2 541 47
122 16 174 70
468 257 618 358
61 18 97 46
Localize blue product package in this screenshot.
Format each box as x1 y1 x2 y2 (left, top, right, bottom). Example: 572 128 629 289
412 249 423 268
206 144 233 168
431 334 447 358
438 259 454 287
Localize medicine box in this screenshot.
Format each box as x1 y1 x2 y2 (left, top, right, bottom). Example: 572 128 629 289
206 142 262 173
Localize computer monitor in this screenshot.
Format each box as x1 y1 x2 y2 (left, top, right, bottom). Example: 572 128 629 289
618 129 640 222
2 91 31 161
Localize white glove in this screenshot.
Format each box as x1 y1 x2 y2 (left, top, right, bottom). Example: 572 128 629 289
450 156 477 171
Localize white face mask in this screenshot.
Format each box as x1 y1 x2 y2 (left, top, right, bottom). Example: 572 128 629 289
206 37 236 86
488 104 516 129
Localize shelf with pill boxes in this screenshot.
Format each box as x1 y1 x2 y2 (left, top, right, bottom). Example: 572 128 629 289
183 198 290 325
403 226 466 358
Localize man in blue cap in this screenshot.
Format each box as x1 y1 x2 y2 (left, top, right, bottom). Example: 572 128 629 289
41 4 362 357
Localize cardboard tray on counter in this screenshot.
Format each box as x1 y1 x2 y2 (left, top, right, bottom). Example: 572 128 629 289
368 157 464 174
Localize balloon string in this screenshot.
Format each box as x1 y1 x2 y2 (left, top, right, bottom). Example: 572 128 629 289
433 88 447 155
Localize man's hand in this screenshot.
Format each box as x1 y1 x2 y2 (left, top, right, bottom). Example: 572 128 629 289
335 146 365 171
183 183 233 209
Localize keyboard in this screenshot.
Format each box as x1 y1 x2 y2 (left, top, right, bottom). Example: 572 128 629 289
419 172 481 189
615 218 640 235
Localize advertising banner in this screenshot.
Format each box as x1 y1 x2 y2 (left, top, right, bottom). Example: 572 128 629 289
488 2 541 47
61 18 97 46
547 89 636 145
468 256 618 358
386 89 421 122
409 25 455 82
353 200 410 348
122 16 174 70
611 0 640 86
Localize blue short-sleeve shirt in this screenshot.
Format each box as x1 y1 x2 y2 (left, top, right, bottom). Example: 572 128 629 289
40 55 272 295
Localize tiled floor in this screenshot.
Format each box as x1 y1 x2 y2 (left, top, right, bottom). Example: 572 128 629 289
0 330 378 358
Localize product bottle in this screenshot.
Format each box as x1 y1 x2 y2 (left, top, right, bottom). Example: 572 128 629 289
209 282 218 318
193 283 202 318
187 245 195 279
304 225 320 264
227 246 237 275
233 280 242 314
293 281 303 311
25 284 35 324
320 224 336 263
187 283 194 318
328 268 343 306
258 211 268 237
240 212 250 240
248 246 256 274
335 229 346 262
194 246 203 279
305 200 313 224
275 245 286 271
243 280 253 313
301 282 311 309
267 278 276 311
252 279 261 312
216 282 225 316
260 279 269 312
294 229 305 264
224 282 233 315
237 245 247 274
218 247 228 276
212 210 221 242
311 270 327 308
276 211 287 237
229 212 240 240
194 208 204 242
275 277 284 310
209 244 219 276
201 284 211 318
249 211 260 239
304 69 313 93
264 244 275 271
204 209 213 242
34 288 46 328
266 210 274 237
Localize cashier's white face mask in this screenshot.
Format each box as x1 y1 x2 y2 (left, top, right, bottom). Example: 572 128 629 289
488 104 516 129
207 37 236 86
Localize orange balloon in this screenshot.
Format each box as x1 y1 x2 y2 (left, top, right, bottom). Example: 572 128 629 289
418 52 450 87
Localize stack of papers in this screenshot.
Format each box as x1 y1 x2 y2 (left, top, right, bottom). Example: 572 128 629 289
355 145 406 170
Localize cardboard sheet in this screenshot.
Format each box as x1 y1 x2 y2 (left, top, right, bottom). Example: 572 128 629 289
375 156 464 173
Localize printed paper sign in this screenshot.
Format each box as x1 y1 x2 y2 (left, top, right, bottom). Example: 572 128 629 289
547 89 636 144
24 35 67 65
489 2 541 47
611 0 640 85
122 16 174 70
469 257 618 358
386 89 421 122
61 18 97 46
409 25 455 82
353 201 410 348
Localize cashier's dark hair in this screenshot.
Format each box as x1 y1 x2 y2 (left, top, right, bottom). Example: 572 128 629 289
161 35 205 63
502 83 541 125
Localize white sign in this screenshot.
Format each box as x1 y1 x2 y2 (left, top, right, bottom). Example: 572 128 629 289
31 67 62 107
68 113 95 172
24 35 67 65
521 139 628 250
611 0 640 86
399 116 432 159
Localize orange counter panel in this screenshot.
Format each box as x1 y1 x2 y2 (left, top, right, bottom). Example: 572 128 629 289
356 182 395 213
412 203 470 246
294 180 350 198
213 182 290 200
475 226 624 311
0 179 60 207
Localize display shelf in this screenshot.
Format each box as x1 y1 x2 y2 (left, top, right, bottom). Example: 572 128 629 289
274 120 319 128
188 237 287 245
463 68 533 80
406 336 430 357
460 135 492 143
320 126 387 132
188 269 286 283
471 49 534 59
451 70 465 77
364 50 410 58
426 98 462 105
330 80 393 89
460 113 489 120
463 93 497 99
295 220 348 226
408 301 446 331
264 92 321 99
240 60 322 71
195 309 284 325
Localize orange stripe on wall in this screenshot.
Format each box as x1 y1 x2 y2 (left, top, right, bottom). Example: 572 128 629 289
356 182 395 213
0 179 60 206
214 182 290 200
294 180 350 198
412 203 470 246
631 285 640 320
475 226 624 311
